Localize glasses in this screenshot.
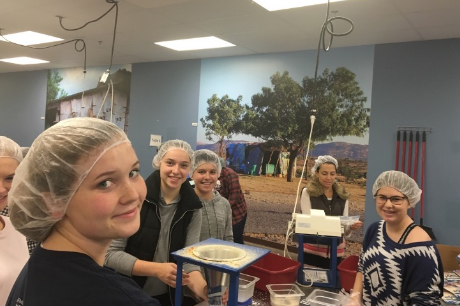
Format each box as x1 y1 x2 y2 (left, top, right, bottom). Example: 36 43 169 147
374 194 406 206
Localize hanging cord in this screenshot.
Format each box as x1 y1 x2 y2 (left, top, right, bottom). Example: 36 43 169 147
0 0 118 75
284 115 316 258
283 0 354 259
313 0 354 81
58 0 118 73
97 82 112 118
0 29 87 73
110 79 114 122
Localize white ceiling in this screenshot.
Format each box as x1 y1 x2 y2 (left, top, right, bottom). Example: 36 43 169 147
1 0 460 73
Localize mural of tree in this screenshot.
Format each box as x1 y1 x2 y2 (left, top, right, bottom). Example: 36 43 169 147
242 68 369 182
200 94 245 157
46 70 67 103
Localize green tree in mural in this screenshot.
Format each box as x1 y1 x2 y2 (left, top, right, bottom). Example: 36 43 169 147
200 94 245 157
47 70 67 103
242 68 369 182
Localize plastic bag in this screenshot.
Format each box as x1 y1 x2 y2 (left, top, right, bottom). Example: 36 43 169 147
340 216 360 226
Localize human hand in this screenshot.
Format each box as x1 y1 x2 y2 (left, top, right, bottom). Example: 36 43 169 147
190 284 207 302
345 290 362 306
222 288 228 305
350 220 363 230
186 271 208 301
154 262 182 287
182 271 191 283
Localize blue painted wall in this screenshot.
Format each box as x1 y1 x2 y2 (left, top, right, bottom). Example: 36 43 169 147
128 59 201 178
1 39 459 245
366 39 460 246
0 70 47 146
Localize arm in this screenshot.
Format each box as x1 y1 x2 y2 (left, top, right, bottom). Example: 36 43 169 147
343 200 362 237
184 209 202 251
348 272 364 305
300 187 311 214
182 210 208 298
218 175 229 199
223 199 234 242
351 271 363 295
348 235 365 306
183 210 202 274
184 271 208 301
403 244 443 305
134 208 204 289
105 237 183 287
132 260 181 288
105 237 138 276
224 173 240 209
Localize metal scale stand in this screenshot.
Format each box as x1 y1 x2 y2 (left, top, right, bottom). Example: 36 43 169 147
172 238 270 306
296 234 341 288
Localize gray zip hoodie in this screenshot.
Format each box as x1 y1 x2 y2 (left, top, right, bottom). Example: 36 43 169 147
199 191 233 242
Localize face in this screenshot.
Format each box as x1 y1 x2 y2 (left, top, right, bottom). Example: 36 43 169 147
60 143 146 241
0 157 19 210
192 163 218 198
375 186 410 224
159 149 191 191
316 163 337 190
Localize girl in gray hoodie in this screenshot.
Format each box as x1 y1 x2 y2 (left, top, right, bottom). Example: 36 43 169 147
190 150 233 242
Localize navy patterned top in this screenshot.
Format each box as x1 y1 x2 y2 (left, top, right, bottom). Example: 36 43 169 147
358 221 443 306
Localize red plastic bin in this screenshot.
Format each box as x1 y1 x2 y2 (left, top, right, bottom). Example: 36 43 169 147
242 252 301 292
337 255 359 292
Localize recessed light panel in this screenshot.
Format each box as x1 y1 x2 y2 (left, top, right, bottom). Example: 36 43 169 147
155 36 235 51
0 31 63 46
253 0 347 11
0 57 49 65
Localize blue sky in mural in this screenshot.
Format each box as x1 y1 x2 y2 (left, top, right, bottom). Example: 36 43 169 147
198 45 374 145
53 64 131 96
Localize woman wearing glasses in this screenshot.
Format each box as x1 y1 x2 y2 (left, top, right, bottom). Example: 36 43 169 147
348 170 443 306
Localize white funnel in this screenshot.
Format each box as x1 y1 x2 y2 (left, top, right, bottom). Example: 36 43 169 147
193 245 246 262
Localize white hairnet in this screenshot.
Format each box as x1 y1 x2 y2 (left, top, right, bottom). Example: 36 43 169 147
152 139 194 169
0 136 23 163
191 149 222 177
372 170 422 207
20 147 30 158
8 117 130 242
311 155 338 174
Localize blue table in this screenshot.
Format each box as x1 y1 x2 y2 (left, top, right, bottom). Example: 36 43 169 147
296 234 341 289
171 238 270 306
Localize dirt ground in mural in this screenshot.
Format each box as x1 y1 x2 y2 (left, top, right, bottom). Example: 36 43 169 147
240 172 367 257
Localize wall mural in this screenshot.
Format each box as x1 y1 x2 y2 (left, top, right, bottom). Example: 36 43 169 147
45 64 131 131
197 46 374 253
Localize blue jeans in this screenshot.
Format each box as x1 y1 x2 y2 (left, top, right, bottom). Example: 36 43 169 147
232 214 247 244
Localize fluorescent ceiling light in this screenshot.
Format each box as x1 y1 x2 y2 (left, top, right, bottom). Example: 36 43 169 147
0 57 49 65
155 36 235 51
0 31 63 46
253 0 347 11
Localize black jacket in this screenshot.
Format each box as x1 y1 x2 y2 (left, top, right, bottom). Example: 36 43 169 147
125 170 202 291
306 177 348 216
